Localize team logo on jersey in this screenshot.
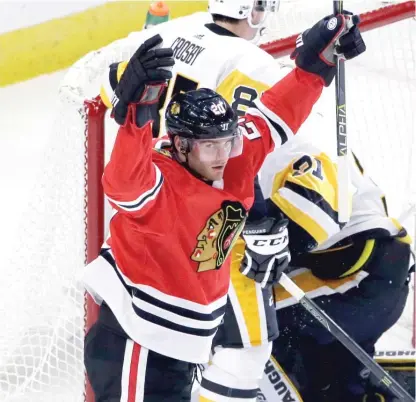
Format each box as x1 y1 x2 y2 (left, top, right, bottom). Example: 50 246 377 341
153 139 173 159
191 201 247 272
153 148 172 159
170 102 181 115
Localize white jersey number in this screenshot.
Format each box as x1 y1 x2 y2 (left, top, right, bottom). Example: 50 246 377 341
240 120 261 141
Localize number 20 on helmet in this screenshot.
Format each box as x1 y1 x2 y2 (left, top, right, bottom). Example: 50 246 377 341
165 88 243 162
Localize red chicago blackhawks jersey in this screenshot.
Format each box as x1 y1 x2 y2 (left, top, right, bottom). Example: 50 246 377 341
83 68 323 363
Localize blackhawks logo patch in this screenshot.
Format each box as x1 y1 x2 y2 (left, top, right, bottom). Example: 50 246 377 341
191 201 247 272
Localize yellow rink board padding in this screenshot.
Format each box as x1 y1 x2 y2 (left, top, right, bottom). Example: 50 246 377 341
0 1 208 87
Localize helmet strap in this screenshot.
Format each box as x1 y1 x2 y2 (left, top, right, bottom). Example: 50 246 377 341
247 9 267 29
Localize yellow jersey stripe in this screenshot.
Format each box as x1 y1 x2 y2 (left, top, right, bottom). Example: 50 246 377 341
284 180 338 223
339 239 375 277
286 156 338 212
274 269 366 302
271 191 329 244
215 69 269 111
100 85 112 109
100 61 128 109
270 356 304 401
199 396 215 402
117 61 128 82
230 240 263 346
391 218 413 245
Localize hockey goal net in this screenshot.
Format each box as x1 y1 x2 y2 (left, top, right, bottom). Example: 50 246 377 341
1 1 414 401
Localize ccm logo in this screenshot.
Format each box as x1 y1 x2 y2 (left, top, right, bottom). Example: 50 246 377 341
253 236 287 247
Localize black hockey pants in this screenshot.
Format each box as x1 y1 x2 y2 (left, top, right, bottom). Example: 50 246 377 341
84 303 196 402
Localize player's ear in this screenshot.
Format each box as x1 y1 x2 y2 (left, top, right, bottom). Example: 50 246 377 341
173 136 188 159
173 136 181 152
178 137 189 154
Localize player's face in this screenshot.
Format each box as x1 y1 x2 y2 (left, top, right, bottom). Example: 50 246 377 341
188 146 229 181
188 137 237 181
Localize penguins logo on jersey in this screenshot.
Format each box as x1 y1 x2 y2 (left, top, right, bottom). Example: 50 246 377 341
192 201 246 272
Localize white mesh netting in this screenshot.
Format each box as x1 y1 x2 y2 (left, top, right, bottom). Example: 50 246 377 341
1 1 414 401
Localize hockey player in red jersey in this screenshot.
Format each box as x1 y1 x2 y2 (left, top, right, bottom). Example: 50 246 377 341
83 24 365 401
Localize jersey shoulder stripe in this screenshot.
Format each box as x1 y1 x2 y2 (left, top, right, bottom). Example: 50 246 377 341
269 152 343 246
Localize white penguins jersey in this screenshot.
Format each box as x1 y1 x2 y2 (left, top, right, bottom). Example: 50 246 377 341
315 149 410 250
258 136 410 253
100 11 291 136
263 138 412 309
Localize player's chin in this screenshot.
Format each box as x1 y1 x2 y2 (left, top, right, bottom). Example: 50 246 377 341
208 164 226 180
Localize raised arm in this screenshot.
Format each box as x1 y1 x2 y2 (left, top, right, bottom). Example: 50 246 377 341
236 12 366 175
102 34 174 216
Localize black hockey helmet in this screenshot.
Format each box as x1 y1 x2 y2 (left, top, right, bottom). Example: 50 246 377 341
165 88 239 140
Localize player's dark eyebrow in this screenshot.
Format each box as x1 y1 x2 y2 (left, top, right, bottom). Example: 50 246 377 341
209 217 219 226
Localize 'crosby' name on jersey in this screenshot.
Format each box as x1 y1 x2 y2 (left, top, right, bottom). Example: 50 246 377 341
171 36 206 66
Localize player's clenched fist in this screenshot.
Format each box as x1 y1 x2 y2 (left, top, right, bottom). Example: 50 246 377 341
112 34 175 125
291 13 366 86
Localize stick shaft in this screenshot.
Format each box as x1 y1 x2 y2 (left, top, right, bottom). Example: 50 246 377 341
279 273 413 402
334 0 350 223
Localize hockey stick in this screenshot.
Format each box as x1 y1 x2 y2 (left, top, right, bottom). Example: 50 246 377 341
279 273 414 402
334 0 349 223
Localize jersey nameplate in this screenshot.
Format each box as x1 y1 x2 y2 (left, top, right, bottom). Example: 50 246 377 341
171 37 206 66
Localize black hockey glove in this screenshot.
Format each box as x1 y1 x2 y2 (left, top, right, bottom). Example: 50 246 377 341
291 13 366 86
112 34 174 125
240 217 291 288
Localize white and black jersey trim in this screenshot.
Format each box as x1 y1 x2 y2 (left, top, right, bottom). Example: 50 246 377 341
132 291 222 337
106 164 164 212
101 250 226 337
285 181 339 224
278 187 341 239
84 249 228 362
250 99 294 147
